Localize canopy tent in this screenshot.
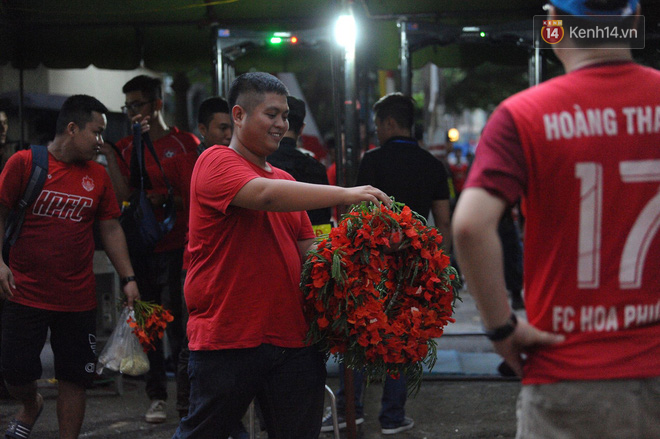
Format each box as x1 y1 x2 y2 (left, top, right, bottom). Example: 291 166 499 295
3 1 651 71
2 0 659 183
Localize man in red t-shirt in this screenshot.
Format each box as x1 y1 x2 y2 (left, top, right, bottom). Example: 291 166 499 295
172 72 391 439
453 1 660 438
101 75 199 424
0 95 139 439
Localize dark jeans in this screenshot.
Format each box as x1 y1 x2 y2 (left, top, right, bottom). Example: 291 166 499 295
173 344 326 439
336 364 407 427
131 248 185 401
498 211 523 298
176 340 191 415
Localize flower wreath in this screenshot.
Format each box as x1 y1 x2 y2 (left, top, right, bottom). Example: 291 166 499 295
301 201 461 393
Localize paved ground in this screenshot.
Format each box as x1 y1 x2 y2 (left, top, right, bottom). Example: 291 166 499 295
0 291 524 438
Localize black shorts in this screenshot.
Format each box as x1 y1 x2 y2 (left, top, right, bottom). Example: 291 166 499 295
1 301 97 388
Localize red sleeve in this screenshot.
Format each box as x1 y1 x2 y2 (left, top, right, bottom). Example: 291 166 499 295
464 106 527 206
299 212 315 240
195 147 259 215
0 150 31 210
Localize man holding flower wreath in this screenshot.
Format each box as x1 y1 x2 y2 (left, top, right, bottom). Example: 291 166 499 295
172 72 391 439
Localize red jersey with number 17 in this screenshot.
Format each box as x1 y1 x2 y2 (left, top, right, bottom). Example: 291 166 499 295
466 62 660 384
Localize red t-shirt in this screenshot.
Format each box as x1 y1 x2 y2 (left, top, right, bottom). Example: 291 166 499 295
466 62 660 384
0 149 120 311
185 146 315 351
116 127 199 252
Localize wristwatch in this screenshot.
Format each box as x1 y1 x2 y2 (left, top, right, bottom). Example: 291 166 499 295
485 313 518 341
120 275 137 288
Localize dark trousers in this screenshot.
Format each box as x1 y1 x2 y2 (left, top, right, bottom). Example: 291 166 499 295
335 364 407 427
173 344 327 439
498 211 523 298
131 248 185 401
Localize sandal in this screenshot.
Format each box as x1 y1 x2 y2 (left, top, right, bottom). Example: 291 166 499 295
4 394 44 439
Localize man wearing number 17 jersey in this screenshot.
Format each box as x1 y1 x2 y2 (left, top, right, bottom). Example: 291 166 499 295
452 0 659 438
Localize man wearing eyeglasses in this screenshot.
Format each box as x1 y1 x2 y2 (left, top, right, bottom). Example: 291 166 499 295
103 75 199 425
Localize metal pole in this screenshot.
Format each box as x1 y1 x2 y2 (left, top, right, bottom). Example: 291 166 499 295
336 7 360 436
343 9 360 188
223 63 235 98
19 68 24 148
212 27 222 96
530 30 545 87
331 37 345 190
399 18 412 96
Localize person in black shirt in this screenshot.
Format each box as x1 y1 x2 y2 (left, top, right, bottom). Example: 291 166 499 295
267 95 332 227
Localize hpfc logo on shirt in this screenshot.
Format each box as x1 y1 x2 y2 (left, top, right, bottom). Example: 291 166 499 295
541 20 564 44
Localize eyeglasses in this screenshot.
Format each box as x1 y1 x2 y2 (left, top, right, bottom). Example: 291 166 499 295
121 100 154 114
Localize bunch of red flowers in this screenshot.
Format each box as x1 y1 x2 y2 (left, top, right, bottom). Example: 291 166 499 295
301 201 461 393
127 300 174 352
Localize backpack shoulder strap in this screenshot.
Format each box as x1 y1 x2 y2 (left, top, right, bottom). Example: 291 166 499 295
5 145 49 246
18 145 49 209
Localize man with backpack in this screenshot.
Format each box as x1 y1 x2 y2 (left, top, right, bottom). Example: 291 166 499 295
0 94 139 439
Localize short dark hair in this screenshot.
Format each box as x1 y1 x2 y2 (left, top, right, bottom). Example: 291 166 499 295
228 72 288 114
198 97 230 126
286 96 306 134
122 75 163 101
373 93 416 131
55 95 108 135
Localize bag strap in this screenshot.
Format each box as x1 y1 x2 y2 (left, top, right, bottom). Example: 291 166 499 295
132 123 174 196
142 131 174 197
131 123 176 234
6 145 49 246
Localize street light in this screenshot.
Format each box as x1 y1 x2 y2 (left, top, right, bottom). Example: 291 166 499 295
335 14 357 50
448 128 460 142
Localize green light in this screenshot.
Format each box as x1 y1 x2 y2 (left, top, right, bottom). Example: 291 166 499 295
270 37 283 44
480 32 486 37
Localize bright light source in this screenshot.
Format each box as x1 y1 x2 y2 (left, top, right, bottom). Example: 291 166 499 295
291 36 298 44
270 37 283 44
448 128 460 142
480 31 486 38
335 14 356 48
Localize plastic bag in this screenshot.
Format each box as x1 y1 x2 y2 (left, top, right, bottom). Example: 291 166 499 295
97 308 150 376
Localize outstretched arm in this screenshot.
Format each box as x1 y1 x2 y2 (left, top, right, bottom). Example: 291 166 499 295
231 178 391 212
452 187 563 376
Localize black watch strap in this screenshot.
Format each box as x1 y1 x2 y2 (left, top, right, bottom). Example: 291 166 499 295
485 313 518 341
120 275 137 288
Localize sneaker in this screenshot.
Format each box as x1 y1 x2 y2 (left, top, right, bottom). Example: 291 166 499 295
145 399 167 423
381 417 414 435
320 407 364 432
